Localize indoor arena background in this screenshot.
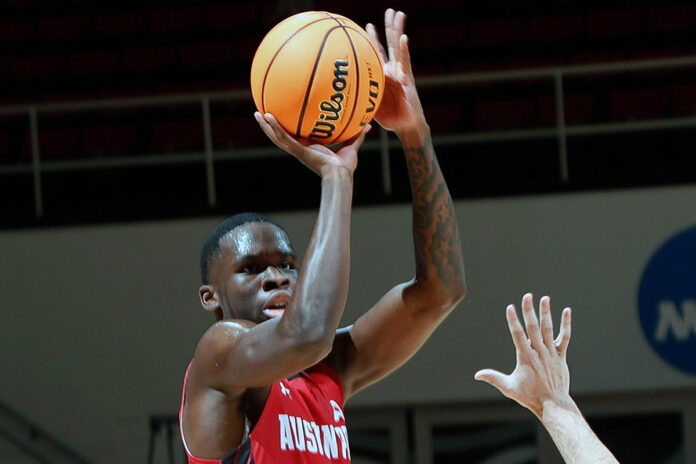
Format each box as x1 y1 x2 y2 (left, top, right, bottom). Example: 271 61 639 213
1 0 695 463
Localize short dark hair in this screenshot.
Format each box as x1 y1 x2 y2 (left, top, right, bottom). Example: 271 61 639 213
200 212 286 284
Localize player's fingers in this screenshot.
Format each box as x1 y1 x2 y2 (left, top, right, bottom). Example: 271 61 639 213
264 113 293 143
555 307 572 355
344 124 371 150
261 113 306 155
255 111 280 144
506 304 530 355
385 8 398 62
521 293 545 352
392 11 406 62
474 369 509 393
539 296 555 350
399 34 413 82
366 23 388 62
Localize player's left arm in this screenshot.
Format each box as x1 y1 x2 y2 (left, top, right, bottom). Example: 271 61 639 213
330 9 467 400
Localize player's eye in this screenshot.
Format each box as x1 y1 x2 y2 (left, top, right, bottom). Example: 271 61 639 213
278 261 294 271
243 263 262 274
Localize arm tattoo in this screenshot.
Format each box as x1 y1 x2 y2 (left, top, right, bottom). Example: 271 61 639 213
403 140 462 286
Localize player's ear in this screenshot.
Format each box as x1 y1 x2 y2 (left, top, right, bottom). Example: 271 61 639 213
199 285 220 313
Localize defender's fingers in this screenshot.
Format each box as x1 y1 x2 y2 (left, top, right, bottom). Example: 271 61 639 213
474 368 509 393
555 307 572 354
506 305 530 355
521 293 545 351
539 296 555 350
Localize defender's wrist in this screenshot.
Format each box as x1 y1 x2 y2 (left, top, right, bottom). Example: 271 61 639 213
541 396 580 425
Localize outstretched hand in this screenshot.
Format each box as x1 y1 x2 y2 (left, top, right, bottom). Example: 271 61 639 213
475 293 573 420
254 112 369 177
366 9 426 135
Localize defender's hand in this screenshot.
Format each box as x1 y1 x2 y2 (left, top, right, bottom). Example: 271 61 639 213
475 294 574 420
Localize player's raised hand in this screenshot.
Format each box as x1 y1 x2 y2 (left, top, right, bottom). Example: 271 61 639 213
255 112 369 177
366 9 426 135
474 293 573 420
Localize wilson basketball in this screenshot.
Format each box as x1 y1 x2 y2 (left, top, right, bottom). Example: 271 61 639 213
250 11 384 145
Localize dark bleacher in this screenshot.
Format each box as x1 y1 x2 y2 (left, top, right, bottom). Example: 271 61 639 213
0 0 695 229
1 1 695 103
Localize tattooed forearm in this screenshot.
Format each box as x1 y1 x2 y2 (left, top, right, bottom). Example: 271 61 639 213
403 140 464 287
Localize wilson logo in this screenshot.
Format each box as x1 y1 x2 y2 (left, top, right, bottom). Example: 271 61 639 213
310 59 349 140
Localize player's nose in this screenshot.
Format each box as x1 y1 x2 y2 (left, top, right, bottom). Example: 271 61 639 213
261 266 290 291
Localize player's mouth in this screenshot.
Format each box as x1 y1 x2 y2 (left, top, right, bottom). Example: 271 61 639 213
262 293 290 319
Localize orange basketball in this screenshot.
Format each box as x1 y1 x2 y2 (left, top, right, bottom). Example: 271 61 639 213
251 11 384 145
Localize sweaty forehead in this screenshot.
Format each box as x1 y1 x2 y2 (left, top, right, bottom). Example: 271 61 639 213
221 222 294 258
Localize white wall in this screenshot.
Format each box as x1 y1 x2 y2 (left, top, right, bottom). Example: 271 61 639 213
1 184 695 462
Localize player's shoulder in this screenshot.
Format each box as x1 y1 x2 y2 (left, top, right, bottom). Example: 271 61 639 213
195 320 257 359
188 320 258 390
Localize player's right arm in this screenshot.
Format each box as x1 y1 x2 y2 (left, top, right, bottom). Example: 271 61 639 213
190 115 369 396
475 294 620 464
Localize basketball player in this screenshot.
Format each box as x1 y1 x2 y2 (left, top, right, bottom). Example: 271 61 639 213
179 8 467 463
475 294 620 464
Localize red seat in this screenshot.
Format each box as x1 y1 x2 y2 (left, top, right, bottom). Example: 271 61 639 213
672 84 696 115
67 50 120 76
181 41 235 69
212 116 267 149
508 55 564 69
0 18 33 43
528 14 583 41
450 59 507 74
0 132 10 163
468 18 525 46
410 23 466 51
312 2 371 21
151 120 204 152
646 5 696 32
587 9 643 38
150 6 202 33
36 15 90 40
122 46 178 72
537 93 595 125
93 11 148 37
82 124 139 157
10 54 64 79
610 87 668 120
205 2 259 29
629 46 692 60
38 128 82 160
422 102 463 132
475 97 535 130
569 51 627 65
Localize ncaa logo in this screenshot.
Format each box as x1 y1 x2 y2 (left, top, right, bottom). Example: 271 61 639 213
638 225 696 375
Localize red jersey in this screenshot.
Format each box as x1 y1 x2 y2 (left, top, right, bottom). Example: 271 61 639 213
179 362 351 464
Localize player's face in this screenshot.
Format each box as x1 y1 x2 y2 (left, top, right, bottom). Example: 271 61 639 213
210 222 298 322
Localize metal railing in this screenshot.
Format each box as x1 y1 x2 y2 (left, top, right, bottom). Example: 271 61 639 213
147 415 184 464
0 400 91 464
1 54 696 219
